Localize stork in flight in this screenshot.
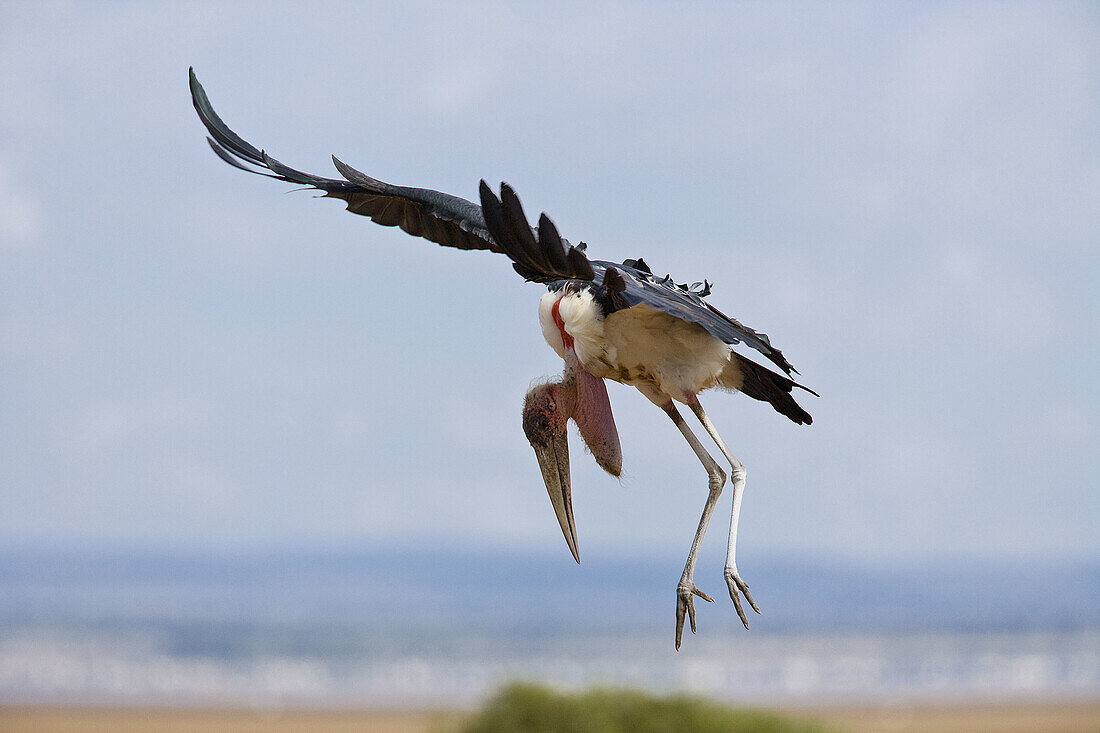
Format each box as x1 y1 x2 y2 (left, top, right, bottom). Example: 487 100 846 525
189 69 815 649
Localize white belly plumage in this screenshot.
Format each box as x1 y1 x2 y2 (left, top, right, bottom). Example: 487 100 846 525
538 289 733 403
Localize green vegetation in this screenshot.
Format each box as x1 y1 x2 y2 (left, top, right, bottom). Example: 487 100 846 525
461 682 834 733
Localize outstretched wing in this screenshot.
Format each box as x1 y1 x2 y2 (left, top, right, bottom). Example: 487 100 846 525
190 68 593 283
191 68 804 377
191 68 499 254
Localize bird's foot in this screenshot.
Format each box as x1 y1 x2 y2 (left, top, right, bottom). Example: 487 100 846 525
724 567 761 629
675 581 714 650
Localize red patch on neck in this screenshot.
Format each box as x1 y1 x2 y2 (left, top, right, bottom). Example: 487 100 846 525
551 296 575 350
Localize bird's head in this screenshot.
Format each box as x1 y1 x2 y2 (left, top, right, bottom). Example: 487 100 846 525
523 379 579 563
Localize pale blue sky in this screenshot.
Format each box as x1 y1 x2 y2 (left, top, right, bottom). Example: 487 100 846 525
1 2 1096 563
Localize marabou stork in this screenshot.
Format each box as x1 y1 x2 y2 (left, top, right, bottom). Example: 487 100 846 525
189 69 816 649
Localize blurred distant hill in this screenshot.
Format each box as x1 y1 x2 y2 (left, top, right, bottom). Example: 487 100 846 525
2 545 1096 650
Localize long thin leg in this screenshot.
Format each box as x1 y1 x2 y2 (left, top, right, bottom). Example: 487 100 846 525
688 398 761 628
659 401 726 650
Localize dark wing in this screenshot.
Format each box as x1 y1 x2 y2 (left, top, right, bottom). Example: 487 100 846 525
477 182 595 282
192 68 498 254
191 68 593 282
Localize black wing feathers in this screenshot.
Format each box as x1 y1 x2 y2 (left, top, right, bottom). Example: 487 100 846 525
206 137 279 177
190 68 498 254
539 215 570 273
732 353 815 424
501 186 548 271
478 181 595 283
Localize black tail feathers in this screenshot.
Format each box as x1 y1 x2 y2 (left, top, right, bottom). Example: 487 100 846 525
723 353 815 425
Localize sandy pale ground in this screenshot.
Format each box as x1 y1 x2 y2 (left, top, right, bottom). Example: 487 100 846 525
804 701 1100 733
0 702 1098 733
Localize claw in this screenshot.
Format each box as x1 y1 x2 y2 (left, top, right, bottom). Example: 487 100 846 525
692 586 715 603
725 569 760 629
675 582 713 650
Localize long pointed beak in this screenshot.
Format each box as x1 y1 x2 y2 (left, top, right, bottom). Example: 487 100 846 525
530 427 579 563
523 382 580 563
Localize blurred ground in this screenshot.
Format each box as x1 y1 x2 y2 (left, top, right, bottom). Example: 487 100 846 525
806 701 1100 732
1 702 1098 733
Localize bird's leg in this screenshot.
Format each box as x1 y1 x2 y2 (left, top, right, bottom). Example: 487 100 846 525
687 397 760 628
657 399 727 650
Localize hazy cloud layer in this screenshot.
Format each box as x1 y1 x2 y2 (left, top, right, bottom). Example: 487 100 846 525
1 2 1096 563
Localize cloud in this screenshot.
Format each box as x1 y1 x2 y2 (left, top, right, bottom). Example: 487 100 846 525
935 240 1056 346
59 394 209 461
0 318 78 361
417 63 499 114
0 165 42 250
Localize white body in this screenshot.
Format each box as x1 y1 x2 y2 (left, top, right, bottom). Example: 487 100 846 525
539 289 735 404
